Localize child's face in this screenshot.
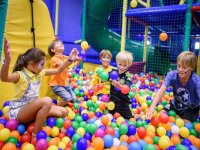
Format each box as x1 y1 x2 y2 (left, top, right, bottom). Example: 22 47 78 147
30 59 46 75
177 62 191 79
53 41 64 54
100 54 111 67
117 61 129 74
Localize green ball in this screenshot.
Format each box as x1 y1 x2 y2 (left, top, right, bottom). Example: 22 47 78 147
72 133 82 143
136 120 143 128
144 144 156 150
119 124 128 135
96 67 104 75
74 88 80 96
128 91 135 98
161 100 167 106
147 100 152 107
168 110 176 117
72 121 79 130
190 129 198 137
86 100 93 107
75 115 83 123
153 136 160 144
99 72 109 82
79 121 87 129
72 142 77 150
176 144 187 150
56 118 64 128
6 137 18 145
74 103 79 110
89 124 97 134
110 122 118 128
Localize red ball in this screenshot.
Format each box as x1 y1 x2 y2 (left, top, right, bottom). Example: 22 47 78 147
120 85 130 94
0 141 5 150
20 133 31 143
159 113 169 124
113 112 121 119
151 116 159 127
105 127 115 136
97 83 103 90
27 122 35 135
63 119 72 130
137 127 146 139
127 135 138 144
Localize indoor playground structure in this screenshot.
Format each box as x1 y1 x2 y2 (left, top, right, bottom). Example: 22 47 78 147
0 0 200 149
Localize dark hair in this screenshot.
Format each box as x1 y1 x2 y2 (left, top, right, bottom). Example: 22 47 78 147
13 48 46 72
48 38 62 57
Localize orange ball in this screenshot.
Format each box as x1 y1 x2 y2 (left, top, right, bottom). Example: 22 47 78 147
118 145 128 150
101 115 110 126
159 32 168 41
2 143 17 150
171 134 181 145
92 137 104 150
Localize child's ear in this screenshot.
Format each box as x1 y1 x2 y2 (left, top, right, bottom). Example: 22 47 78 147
51 49 55 53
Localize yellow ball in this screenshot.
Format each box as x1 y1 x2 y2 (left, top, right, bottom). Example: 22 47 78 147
68 111 75 120
157 104 164 112
92 96 98 103
175 118 184 127
58 142 66 149
62 136 70 144
81 41 89 51
0 128 10 141
107 102 115 110
47 145 58 150
130 0 138 8
157 126 166 136
77 127 85 136
147 124 156 133
51 127 59 137
179 127 190 138
3 106 9 115
141 102 148 110
158 136 170 150
82 101 88 109
22 143 35 150
116 117 125 126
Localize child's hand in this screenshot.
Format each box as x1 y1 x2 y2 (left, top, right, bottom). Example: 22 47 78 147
3 37 11 64
68 48 80 61
145 107 156 119
112 80 121 89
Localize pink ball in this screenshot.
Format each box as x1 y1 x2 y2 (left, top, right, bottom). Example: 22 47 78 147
5 119 18 131
94 128 105 138
101 94 109 102
35 139 48 150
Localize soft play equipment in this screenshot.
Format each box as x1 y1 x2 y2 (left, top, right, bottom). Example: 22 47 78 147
84 0 145 62
0 0 55 108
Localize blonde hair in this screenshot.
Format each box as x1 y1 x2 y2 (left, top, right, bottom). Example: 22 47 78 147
177 51 197 71
99 49 112 59
116 51 133 68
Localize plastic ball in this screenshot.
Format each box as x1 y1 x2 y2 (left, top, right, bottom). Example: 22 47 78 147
6 119 18 131
84 132 92 141
80 50 87 60
159 112 169 124
94 128 105 138
81 41 89 51
103 134 114 148
127 125 137 136
35 139 48 150
171 125 180 135
56 118 64 128
101 94 109 102
158 136 170 150
0 128 10 141
36 130 47 140
159 32 168 41
110 70 119 80
47 118 56 127
179 127 190 138
17 124 26 135
175 118 184 127
22 143 35 150
68 111 76 120
136 34 143 41
92 137 104 150
120 85 130 94
137 127 146 139
107 102 115 110
157 126 166 136
99 71 109 82
2 143 16 150
66 126 76 138
77 138 87 150
144 144 156 150
130 0 138 8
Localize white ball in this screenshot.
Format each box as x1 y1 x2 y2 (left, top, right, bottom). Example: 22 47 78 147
171 125 180 134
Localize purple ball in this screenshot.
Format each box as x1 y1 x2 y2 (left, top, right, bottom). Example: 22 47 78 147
6 119 18 131
36 130 47 140
35 139 48 150
127 125 136 136
84 132 92 141
110 70 118 80
77 138 88 150
94 128 105 138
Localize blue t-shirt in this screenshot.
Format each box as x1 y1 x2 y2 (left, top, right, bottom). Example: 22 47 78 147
164 70 200 112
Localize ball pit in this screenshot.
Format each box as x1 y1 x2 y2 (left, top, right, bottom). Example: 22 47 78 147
0 70 199 150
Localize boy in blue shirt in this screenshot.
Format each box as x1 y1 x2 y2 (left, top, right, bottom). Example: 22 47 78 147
146 51 200 122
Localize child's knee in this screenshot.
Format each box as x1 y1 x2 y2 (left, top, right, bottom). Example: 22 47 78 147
42 97 52 108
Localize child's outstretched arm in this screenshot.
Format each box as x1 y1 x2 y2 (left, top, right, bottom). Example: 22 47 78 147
1 38 19 83
145 84 166 119
45 48 80 76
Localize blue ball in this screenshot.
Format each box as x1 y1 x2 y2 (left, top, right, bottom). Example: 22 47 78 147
3 101 10 107
17 124 26 135
77 138 87 150
46 117 56 127
82 113 89 121
0 110 3 117
36 130 47 140
0 118 7 126
127 125 136 136
83 132 92 141
52 99 57 105
103 134 113 148
66 126 76 138
129 142 142 150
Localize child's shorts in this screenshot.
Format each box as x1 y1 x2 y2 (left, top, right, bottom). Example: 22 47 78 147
51 85 76 102
8 107 21 120
164 101 199 122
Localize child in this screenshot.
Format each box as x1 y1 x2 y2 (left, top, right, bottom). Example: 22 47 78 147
108 51 134 119
0 38 80 137
146 51 200 122
89 49 113 98
48 38 82 107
